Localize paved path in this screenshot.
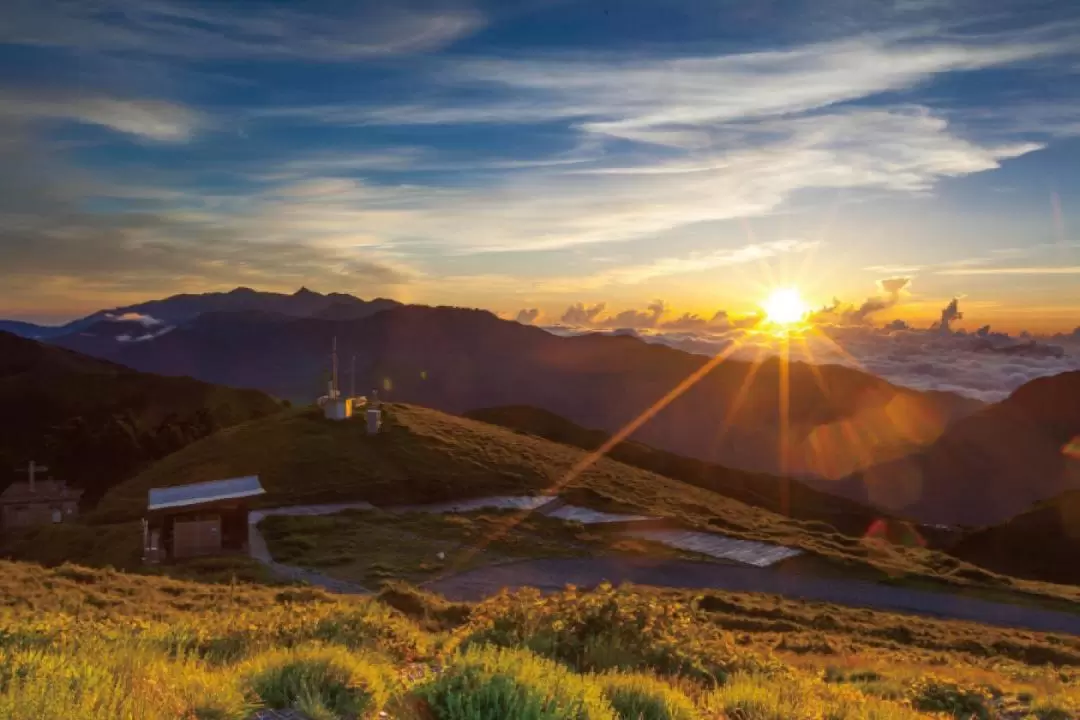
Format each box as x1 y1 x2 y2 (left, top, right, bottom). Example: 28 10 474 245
426 557 1080 636
246 502 1080 636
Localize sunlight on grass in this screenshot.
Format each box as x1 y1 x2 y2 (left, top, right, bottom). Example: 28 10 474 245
1 563 1078 719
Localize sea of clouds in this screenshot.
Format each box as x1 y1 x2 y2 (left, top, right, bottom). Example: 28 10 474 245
522 295 1080 403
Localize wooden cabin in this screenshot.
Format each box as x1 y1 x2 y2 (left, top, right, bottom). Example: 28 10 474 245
143 476 265 563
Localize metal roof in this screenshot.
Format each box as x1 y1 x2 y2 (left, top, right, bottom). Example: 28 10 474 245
147 476 265 511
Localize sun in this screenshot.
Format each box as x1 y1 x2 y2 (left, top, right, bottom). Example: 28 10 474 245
762 287 809 326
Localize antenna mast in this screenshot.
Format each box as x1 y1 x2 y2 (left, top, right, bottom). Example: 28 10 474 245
331 336 339 397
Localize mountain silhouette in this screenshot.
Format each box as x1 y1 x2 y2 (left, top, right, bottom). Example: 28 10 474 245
0 331 280 504
828 370 1080 526
54 301 981 479
950 490 1080 585
2 287 400 340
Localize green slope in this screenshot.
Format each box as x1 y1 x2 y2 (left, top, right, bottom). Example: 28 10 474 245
466 404 892 537
91 402 1080 605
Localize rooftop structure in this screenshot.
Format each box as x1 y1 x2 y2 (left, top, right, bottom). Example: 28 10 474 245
144 475 266 562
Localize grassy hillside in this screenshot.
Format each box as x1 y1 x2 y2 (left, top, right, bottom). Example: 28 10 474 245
259 508 709 587
0 331 282 503
466 404 896 537
0 560 1078 718
93 403 1080 605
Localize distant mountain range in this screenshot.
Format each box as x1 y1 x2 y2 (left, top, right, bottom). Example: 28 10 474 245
0 331 281 504
14 287 1079 528
824 370 1080 526
2 286 401 340
15 289 979 484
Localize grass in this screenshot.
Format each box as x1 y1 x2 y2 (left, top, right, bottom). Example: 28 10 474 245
1 560 1079 719
465 404 894 538
82 403 1080 607
258 508 711 586
239 645 397 719
418 645 617 720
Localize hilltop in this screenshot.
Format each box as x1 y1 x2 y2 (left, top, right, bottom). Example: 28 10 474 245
0 331 281 503
832 370 1080 526
53 299 982 478
92 402 1079 604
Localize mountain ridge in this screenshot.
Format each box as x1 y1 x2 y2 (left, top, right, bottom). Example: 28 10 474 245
827 370 1080 526
53 302 983 480
0 331 282 504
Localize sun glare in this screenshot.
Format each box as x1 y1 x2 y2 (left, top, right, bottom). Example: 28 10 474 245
763 287 808 326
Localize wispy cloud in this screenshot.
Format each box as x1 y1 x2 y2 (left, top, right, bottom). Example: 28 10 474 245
938 266 1080 275
272 31 1070 146
0 0 483 60
0 90 201 141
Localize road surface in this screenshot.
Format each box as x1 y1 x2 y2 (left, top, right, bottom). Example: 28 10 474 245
247 503 1080 636
426 556 1080 636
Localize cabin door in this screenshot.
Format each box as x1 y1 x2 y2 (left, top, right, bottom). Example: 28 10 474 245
173 515 222 558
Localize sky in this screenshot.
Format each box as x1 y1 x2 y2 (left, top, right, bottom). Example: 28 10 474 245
2 0 1080 335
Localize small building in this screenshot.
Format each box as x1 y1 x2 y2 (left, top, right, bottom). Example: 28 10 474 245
366 404 382 434
324 393 354 421
0 478 82 530
143 476 265 563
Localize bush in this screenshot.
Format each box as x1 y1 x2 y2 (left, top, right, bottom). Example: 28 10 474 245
0 636 249 720
597 673 698 720
416 645 616 720
240 645 396 719
907 677 993 719
454 584 780 682
376 581 472 632
703 673 926 720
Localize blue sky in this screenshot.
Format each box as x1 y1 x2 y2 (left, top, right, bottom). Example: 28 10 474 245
1 0 1079 331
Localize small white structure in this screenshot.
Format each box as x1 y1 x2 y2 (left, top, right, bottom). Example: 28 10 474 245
366 404 382 434
325 394 353 421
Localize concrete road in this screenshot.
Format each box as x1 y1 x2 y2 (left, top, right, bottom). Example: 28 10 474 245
426 556 1080 636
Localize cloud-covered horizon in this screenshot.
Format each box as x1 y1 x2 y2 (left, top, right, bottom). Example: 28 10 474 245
520 295 1080 401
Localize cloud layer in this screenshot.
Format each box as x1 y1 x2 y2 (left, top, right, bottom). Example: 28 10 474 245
540 296 1080 402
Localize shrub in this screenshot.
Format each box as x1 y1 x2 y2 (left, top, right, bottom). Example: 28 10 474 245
454 584 780 682
703 673 926 720
0 636 249 720
376 581 472 632
597 673 698 720
416 645 616 720
157 600 431 665
907 677 993 719
240 644 396 719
